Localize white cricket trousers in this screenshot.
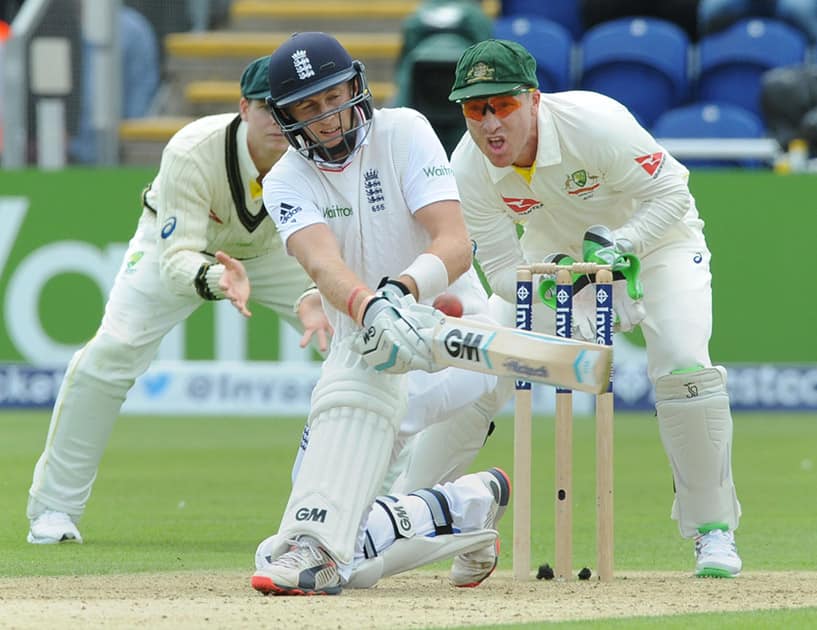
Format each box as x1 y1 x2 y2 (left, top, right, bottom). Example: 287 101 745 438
27 209 309 521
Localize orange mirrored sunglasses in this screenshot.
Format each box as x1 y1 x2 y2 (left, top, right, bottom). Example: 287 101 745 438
461 91 532 121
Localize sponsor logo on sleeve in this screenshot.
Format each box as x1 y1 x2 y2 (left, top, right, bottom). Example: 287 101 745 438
322 205 353 219
635 152 665 177
422 164 455 177
501 196 542 215
278 202 301 224
125 251 144 274
160 216 177 239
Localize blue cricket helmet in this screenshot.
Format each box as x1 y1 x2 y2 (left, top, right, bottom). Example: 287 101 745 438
266 32 374 163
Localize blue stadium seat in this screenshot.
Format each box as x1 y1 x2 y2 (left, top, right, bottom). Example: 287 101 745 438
493 16 574 92
579 17 690 128
652 102 766 168
697 18 808 119
499 0 584 39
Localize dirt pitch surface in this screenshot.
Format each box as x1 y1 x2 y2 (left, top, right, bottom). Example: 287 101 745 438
2 570 816 629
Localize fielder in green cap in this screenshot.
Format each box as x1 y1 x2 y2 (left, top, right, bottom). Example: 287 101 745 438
448 39 744 580
240 54 272 100
448 38 539 102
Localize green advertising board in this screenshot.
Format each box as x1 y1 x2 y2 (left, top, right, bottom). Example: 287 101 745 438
0 168 295 364
0 169 815 364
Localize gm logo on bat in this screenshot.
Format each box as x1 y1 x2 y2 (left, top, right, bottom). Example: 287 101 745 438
443 328 484 362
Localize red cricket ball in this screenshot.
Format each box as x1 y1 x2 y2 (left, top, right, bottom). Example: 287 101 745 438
432 293 464 317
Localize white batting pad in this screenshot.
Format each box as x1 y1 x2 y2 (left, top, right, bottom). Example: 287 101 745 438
656 366 742 537
276 347 406 564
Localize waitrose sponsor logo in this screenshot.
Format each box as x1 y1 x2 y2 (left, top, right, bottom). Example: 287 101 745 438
423 165 454 177
323 205 353 219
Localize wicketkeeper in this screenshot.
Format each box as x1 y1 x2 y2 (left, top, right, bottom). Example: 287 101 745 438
447 39 743 578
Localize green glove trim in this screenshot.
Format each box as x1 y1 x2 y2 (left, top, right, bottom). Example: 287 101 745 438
582 226 644 301
537 254 576 310
618 253 644 301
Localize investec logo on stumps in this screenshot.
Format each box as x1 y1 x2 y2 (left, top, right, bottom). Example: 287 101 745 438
443 328 483 362
515 280 533 391
595 285 612 346
555 286 572 339
515 283 532 330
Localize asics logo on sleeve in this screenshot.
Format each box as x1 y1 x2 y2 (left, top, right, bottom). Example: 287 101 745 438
161 217 177 239
635 152 665 177
501 196 542 214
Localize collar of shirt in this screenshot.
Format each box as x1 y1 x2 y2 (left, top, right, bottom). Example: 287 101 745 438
481 97 563 184
236 121 263 200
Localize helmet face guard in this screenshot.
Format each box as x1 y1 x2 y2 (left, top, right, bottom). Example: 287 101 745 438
266 33 374 164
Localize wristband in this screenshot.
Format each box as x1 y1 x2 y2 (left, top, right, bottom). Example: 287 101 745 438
400 253 448 303
346 285 368 319
194 263 226 301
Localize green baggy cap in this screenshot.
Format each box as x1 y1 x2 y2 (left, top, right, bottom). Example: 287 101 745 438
448 39 539 102
240 55 271 100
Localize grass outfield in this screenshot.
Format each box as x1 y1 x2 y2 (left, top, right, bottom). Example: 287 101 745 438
2 410 816 627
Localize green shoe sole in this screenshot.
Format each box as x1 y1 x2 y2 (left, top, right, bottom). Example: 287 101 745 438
695 567 737 578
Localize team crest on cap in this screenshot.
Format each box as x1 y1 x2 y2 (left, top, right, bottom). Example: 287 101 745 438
466 61 495 84
292 49 315 80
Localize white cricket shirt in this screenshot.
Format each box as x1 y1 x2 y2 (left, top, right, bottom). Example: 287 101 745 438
143 114 285 297
264 107 460 342
451 90 703 303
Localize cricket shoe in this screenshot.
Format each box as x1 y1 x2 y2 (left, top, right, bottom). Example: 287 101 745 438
450 467 511 587
694 523 741 578
251 536 342 595
27 510 83 544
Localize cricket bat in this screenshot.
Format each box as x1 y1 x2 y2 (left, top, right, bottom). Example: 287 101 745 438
427 315 612 394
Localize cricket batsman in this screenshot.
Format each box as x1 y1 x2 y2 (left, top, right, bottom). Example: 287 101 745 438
251 32 514 595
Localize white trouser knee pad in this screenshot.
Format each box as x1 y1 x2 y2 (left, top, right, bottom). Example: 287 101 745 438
655 366 741 538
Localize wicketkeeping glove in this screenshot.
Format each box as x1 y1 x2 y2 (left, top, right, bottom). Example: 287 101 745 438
537 253 579 310
579 225 646 339
536 228 647 341
582 225 643 301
